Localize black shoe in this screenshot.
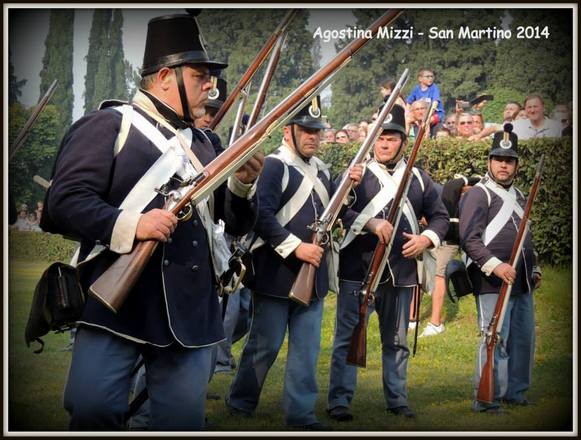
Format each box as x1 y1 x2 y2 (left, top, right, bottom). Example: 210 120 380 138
502 398 530 406
295 421 332 431
327 406 353 422
388 406 416 418
227 405 252 418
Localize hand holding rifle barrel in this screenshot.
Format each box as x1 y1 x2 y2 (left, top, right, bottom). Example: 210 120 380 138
346 100 437 368
476 155 545 404
88 9 405 313
288 68 410 306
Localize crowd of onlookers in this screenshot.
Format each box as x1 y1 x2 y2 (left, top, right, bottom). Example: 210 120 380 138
321 67 572 146
10 201 43 232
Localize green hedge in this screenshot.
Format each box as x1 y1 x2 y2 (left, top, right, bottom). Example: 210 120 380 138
319 137 573 265
9 230 78 263
8 136 572 266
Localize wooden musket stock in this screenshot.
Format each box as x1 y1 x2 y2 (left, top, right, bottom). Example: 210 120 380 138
89 9 406 313
346 101 436 368
289 68 410 306
476 155 544 404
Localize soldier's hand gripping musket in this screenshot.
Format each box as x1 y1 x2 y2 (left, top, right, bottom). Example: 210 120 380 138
346 101 437 368
476 155 544 404
288 68 410 306
89 9 405 313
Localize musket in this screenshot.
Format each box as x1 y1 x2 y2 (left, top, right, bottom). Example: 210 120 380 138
228 83 252 146
246 32 286 131
346 101 437 368
209 9 298 130
476 155 544 404
288 68 410 306
228 31 285 145
88 9 406 313
9 79 58 161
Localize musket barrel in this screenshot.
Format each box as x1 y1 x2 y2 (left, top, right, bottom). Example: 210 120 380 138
90 9 405 313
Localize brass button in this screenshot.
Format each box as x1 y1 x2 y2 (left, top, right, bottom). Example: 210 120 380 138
192 240 198 247
163 259 170 267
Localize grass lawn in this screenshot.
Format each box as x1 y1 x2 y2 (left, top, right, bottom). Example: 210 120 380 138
7 258 574 433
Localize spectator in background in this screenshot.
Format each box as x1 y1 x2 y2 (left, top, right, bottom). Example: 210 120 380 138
551 103 572 137
12 204 31 231
471 112 484 134
435 127 451 138
380 78 407 108
335 129 350 144
407 99 429 143
443 113 457 136
358 124 368 143
343 123 360 141
470 101 522 141
322 128 336 144
455 112 475 139
35 201 44 224
512 94 561 139
405 68 445 126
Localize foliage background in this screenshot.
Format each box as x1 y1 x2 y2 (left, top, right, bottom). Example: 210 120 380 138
319 137 573 265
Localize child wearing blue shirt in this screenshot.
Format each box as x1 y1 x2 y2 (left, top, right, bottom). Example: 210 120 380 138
406 68 445 124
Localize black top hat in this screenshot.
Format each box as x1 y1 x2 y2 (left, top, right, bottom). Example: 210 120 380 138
379 103 406 136
287 96 326 130
489 123 519 159
206 77 227 110
141 14 227 76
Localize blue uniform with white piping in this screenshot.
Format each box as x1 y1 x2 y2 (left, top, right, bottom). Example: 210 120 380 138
48 91 257 429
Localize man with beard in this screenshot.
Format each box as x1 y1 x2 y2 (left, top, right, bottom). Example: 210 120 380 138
459 126 541 413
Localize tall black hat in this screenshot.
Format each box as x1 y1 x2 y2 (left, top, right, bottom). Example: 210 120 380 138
141 14 227 76
287 96 327 130
489 123 519 159
379 103 407 136
206 76 227 110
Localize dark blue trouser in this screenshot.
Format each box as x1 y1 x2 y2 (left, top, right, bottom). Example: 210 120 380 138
64 326 213 430
472 292 535 411
328 280 413 411
226 293 324 426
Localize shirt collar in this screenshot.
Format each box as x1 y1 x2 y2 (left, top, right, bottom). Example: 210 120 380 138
134 89 191 130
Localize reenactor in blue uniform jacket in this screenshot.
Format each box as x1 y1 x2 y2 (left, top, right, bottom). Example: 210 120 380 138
459 127 541 413
226 97 362 430
45 14 263 430
195 74 227 155
327 105 449 421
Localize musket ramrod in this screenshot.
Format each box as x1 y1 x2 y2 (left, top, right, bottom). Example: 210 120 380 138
89 9 405 313
288 68 410 306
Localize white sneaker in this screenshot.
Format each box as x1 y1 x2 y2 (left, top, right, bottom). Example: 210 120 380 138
419 322 445 337
408 321 417 331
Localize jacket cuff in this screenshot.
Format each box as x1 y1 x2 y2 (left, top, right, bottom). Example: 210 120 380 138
228 175 256 200
110 210 141 254
421 230 440 249
353 214 374 236
482 256 503 277
274 233 302 259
